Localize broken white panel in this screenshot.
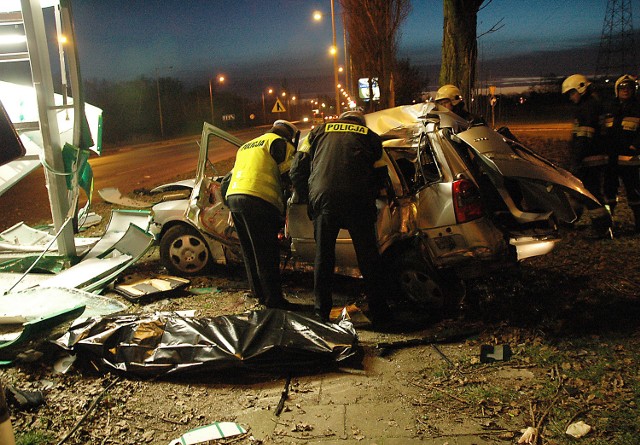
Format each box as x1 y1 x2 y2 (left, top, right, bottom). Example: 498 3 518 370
168 422 247 445
83 210 150 259
1 1 60 13
0 222 98 254
0 286 128 324
0 81 103 196
39 223 154 292
98 187 152 208
77 210 102 229
38 255 132 290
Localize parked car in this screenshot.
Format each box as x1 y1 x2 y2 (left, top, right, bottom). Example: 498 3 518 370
150 103 600 312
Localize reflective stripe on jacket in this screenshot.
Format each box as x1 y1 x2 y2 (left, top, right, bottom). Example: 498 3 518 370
226 132 294 213
572 123 595 138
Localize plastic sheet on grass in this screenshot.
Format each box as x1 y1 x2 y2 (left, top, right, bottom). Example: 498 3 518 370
54 309 359 377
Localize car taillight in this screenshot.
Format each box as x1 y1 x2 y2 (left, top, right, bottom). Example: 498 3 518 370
452 179 483 223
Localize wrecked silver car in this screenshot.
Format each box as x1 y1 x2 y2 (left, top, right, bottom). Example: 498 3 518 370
150 103 600 311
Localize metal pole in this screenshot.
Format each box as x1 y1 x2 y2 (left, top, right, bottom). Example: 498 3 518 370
21 0 76 256
156 68 164 138
262 91 266 125
342 11 350 96
209 77 214 125
330 0 341 115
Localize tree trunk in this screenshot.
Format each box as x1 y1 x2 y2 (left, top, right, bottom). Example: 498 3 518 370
439 0 484 105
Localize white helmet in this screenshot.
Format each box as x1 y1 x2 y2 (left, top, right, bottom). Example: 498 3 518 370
615 74 638 97
272 119 300 144
339 110 366 126
435 84 462 105
562 74 590 95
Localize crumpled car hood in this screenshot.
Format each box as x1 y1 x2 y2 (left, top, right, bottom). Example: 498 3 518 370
455 126 601 220
365 102 467 137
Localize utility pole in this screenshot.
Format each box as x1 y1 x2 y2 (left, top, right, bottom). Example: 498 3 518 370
595 0 637 80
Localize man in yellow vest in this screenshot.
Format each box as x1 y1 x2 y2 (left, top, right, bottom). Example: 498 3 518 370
226 120 300 310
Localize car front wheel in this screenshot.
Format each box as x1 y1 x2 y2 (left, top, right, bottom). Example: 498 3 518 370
159 224 211 276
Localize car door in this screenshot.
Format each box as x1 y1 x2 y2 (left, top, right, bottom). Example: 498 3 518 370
185 124 243 245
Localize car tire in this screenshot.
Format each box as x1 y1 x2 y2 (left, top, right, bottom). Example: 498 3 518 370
388 248 465 313
159 224 212 276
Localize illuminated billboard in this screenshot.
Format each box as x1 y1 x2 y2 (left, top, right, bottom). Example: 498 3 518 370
358 78 380 101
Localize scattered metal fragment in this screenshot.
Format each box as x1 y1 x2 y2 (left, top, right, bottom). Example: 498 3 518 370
98 187 152 208
168 422 247 445
375 329 479 357
114 275 190 303
275 373 292 416
480 344 512 363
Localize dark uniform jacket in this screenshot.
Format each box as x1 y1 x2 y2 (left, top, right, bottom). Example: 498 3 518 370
570 92 604 170
290 118 383 222
602 95 640 158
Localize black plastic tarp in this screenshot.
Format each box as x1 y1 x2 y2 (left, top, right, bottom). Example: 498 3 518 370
54 309 359 377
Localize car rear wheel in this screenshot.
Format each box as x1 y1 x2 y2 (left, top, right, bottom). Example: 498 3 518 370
160 224 211 276
388 248 465 314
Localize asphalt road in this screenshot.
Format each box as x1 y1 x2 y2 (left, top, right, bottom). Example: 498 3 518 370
0 121 569 232
0 126 268 231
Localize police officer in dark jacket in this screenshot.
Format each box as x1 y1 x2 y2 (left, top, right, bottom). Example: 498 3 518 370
602 74 640 233
561 74 613 238
225 120 300 309
290 111 391 326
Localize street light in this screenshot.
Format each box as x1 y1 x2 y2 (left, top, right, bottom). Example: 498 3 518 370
209 74 225 125
313 2 341 115
262 87 274 125
330 0 340 115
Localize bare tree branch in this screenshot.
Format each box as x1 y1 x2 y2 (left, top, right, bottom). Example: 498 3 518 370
477 17 505 39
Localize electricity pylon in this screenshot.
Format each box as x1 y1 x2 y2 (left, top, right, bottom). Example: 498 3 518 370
595 0 637 80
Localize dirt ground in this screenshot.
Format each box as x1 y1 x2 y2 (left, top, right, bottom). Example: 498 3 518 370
2 135 640 445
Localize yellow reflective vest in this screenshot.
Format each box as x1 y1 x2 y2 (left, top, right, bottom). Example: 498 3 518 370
226 132 294 213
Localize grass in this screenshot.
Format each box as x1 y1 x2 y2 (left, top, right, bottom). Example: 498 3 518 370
513 337 640 444
16 430 54 445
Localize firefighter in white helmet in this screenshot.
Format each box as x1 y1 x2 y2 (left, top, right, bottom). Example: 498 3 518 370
561 74 613 239
602 74 640 233
435 84 484 124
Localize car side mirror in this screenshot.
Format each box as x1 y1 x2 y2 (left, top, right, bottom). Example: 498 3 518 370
0 100 26 166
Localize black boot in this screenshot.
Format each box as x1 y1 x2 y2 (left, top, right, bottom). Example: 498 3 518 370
590 207 613 239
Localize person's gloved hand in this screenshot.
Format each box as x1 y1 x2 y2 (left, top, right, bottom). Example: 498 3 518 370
288 189 307 205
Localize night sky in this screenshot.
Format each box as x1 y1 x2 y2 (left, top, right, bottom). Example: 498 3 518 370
64 0 621 96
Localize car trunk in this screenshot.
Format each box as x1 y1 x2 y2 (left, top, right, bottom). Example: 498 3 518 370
454 126 601 225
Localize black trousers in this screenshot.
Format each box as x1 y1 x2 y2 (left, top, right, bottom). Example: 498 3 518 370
227 194 284 306
312 211 389 320
604 164 640 208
